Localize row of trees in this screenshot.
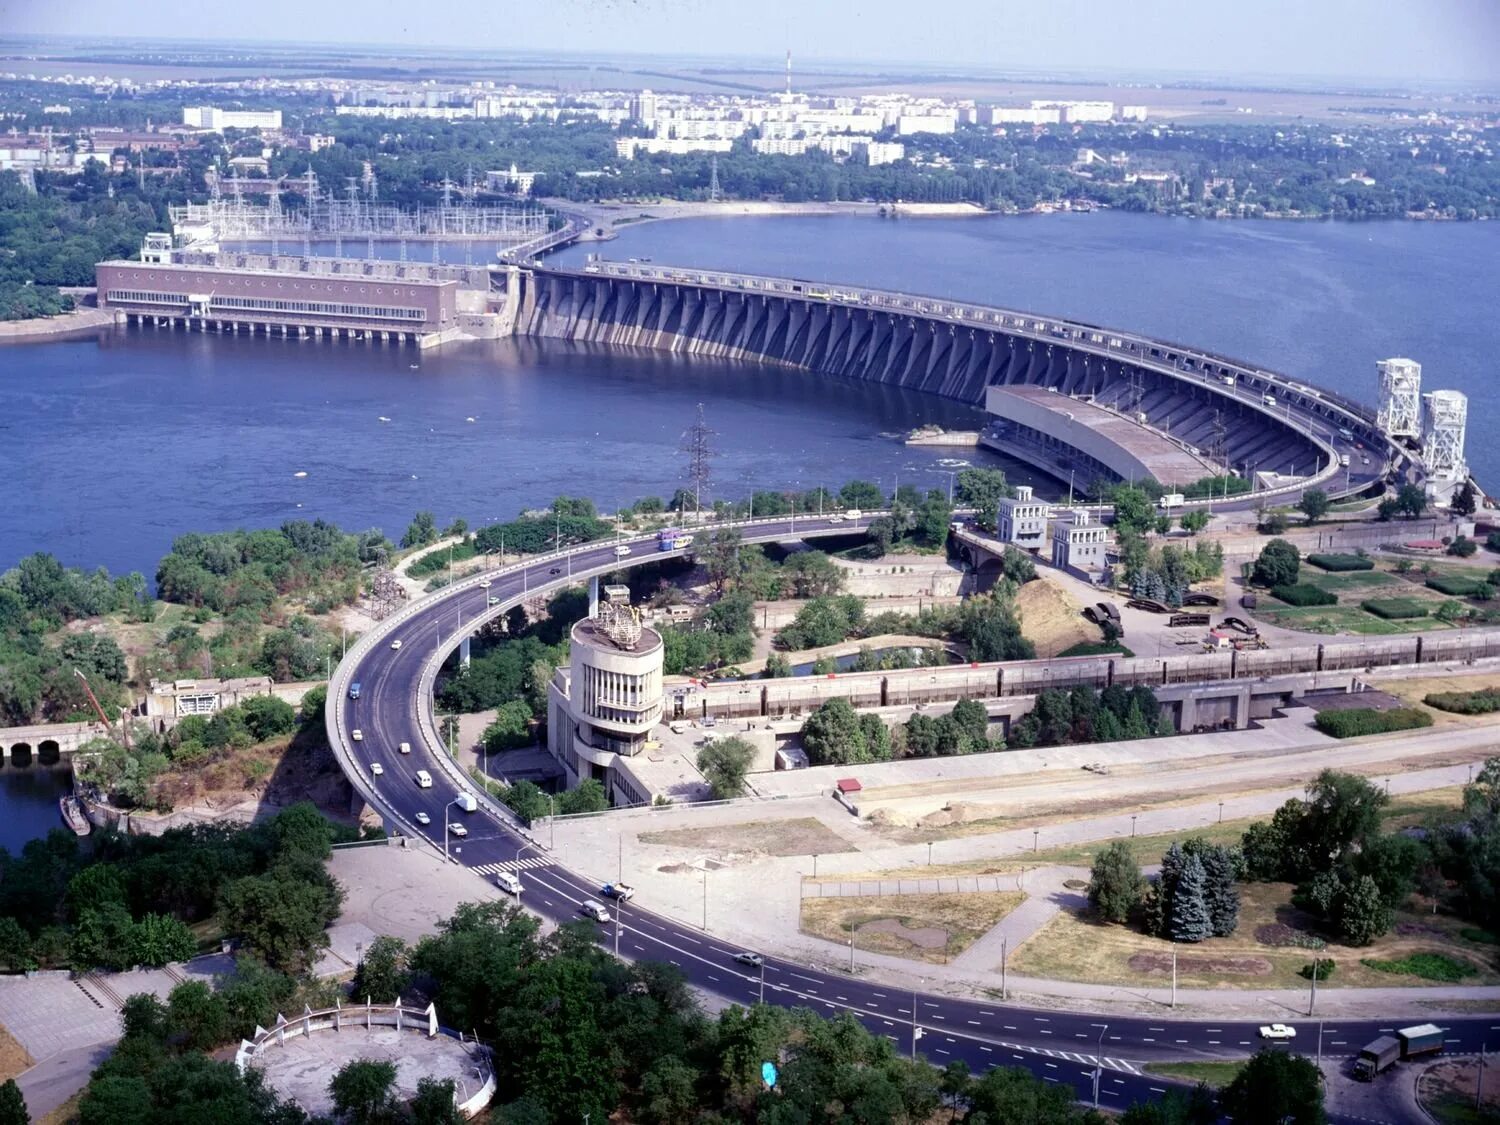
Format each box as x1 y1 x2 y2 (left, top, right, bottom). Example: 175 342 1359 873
1010 684 1168 749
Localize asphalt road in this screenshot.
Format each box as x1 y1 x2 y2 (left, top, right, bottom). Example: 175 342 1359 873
335 517 1496 1121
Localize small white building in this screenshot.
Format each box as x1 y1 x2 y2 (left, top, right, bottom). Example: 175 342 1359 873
1050 508 1111 576
996 485 1049 549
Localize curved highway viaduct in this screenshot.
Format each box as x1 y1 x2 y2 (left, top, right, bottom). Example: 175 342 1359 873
328 514 1495 1120
509 259 1403 504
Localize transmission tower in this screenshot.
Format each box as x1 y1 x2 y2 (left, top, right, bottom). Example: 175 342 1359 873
679 403 718 514
708 155 722 203
1208 409 1229 472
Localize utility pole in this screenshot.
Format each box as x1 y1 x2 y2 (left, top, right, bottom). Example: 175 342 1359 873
849 930 855 972
758 959 766 1005
1000 936 1008 1000
1171 947 1177 1009
615 896 624 958
1308 956 1318 1015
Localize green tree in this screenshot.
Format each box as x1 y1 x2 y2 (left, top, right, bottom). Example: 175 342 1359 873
217 870 341 973
0 1079 29 1125
704 529 746 594
1087 841 1144 923
1337 874 1392 945
955 588 1034 662
1179 510 1210 535
483 700 536 752
410 1077 462 1125
77 1075 154 1125
1168 855 1214 943
697 736 756 800
238 694 297 741
763 653 791 678
1252 538 1300 587
1200 846 1241 937
329 1059 400 1125
1219 1049 1327 1125
1297 488 1330 524
355 935 411 1003
128 913 195 968
639 1056 699 1125
401 511 439 549
71 902 137 971
1111 486 1157 535
839 480 885 509
955 468 1012 528
1453 478 1478 517
1397 483 1426 519
801 698 885 766
165 980 230 1052
1300 770 1387 869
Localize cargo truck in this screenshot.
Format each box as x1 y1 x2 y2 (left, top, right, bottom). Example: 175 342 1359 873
1353 1023 1444 1080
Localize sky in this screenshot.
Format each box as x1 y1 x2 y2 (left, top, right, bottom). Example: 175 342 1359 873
4 0 1499 86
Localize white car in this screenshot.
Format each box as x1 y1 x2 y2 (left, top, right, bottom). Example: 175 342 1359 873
398 742 411 755
351 729 363 742
479 579 492 588
414 812 430 826
496 871 523 895
1258 1024 1297 1041
369 762 383 776
488 596 501 606
613 544 632 558
449 823 469 838
390 639 403 650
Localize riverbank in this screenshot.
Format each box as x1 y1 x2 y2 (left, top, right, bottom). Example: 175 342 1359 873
0 305 112 345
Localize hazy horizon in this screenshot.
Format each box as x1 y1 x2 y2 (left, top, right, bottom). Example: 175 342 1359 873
5 0 1499 87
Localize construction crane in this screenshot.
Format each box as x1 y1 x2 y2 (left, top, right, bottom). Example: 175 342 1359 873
72 668 129 748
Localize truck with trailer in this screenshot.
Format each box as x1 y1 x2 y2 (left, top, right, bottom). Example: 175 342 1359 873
1353 1024 1445 1080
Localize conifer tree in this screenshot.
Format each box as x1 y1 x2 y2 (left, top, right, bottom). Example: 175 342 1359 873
1169 855 1214 943
1201 845 1241 936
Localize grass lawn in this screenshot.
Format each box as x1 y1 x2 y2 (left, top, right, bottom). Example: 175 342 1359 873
1008 882 1500 990
1304 571 1400 591
1257 603 1442 635
1143 1060 1246 1087
799 891 1023 964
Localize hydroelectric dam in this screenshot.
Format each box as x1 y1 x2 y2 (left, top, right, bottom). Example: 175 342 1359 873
95 242 1439 503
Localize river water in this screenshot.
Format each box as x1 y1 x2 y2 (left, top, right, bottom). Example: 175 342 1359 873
4 209 1497 843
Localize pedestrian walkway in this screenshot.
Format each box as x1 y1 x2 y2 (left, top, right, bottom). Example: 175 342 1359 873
953 866 1090 969
472 857 551 876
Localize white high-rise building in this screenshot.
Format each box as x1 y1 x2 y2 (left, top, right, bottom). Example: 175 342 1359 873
181 107 282 131
1376 357 1422 439
631 89 658 124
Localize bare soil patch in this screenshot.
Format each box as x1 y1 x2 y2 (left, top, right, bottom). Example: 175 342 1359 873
0 1022 33 1082
640 817 854 859
1016 578 1095 655
1419 1056 1500 1124
800 891 1023 964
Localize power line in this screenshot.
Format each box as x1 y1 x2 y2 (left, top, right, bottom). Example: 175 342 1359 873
679 403 718 515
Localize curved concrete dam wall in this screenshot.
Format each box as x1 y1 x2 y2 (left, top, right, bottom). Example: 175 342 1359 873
516 265 1365 483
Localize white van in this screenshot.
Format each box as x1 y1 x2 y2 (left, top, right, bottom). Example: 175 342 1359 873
496 871 522 896
579 900 612 923
844 509 863 520
613 544 632 558
398 742 411 755
454 791 478 813
415 770 433 788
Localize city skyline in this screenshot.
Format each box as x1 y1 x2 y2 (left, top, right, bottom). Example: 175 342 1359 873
5 0 1500 86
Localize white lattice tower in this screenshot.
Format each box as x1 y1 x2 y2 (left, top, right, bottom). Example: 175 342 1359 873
1376 357 1422 439
599 602 642 650
1421 389 1468 482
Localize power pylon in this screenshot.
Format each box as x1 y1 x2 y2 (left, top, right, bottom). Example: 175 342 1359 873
679 403 718 514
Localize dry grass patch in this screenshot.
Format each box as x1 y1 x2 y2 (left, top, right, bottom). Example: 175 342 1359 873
641 817 855 858
0 1022 33 1083
37 1092 82 1125
1143 1060 1247 1088
800 891 1023 964
1010 882 1500 990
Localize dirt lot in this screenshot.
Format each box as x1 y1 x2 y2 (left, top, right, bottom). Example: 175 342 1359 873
640 817 855 860
0 1022 32 1082
800 891 1024 965
1016 578 1096 656
1009 882 1500 991
1418 1056 1500 1124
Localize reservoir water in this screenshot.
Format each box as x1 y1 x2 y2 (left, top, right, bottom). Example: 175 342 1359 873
4 210 1498 843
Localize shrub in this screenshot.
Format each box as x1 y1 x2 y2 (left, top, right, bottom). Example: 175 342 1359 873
1487 531 1500 553
1360 952 1478 982
1057 640 1134 658
1253 539 1300 587
1424 688 1500 715
1297 958 1336 981
1361 598 1430 620
1426 574 1485 597
1271 583 1337 607
1305 554 1375 572
1313 707 1433 738
1449 536 1478 558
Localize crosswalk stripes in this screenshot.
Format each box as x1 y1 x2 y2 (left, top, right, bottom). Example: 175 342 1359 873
472 857 550 875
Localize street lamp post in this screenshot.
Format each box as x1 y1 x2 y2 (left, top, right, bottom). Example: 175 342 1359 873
1092 1023 1109 1107
701 869 708 930
758 958 766 1005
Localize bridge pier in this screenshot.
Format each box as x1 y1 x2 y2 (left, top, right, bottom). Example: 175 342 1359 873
588 576 600 618
459 636 471 668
